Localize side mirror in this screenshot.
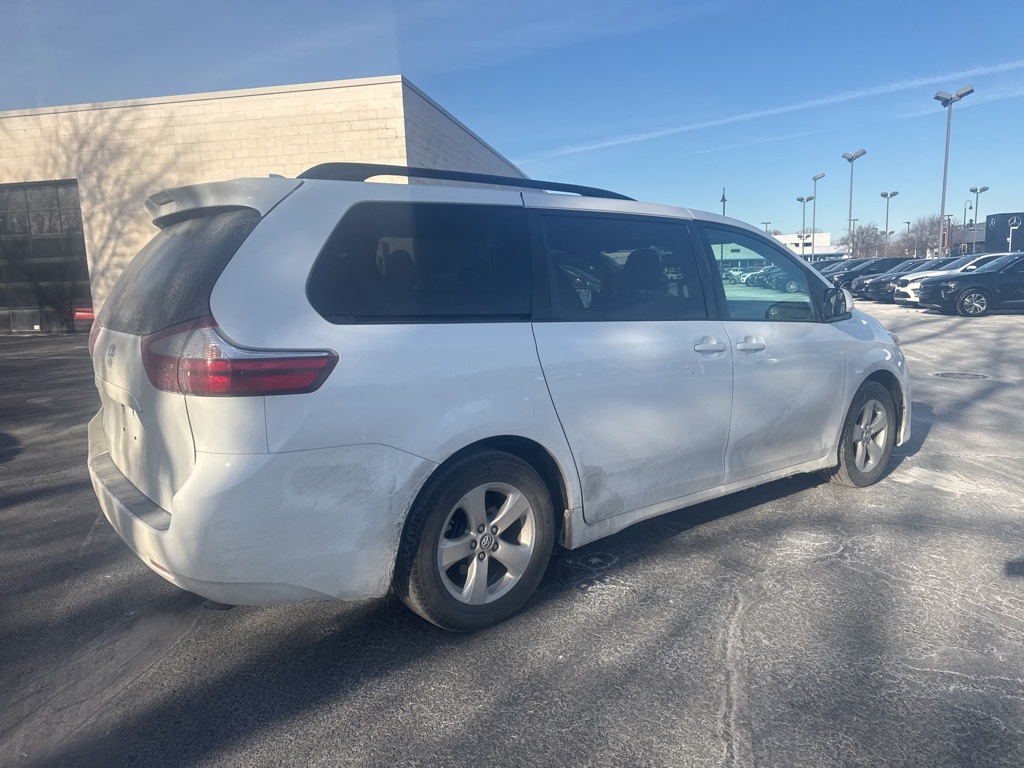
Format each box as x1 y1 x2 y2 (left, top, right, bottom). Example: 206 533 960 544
964 265 976 271
823 287 853 319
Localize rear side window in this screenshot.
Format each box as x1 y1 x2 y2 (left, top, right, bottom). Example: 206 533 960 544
99 209 261 335
307 203 530 322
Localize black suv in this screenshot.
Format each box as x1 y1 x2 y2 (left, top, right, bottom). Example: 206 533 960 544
918 252 1024 316
828 257 913 290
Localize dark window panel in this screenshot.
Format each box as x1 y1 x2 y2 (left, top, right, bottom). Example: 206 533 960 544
3 260 34 283
34 260 66 282
65 236 87 260
66 254 91 281
57 185 80 210
38 282 70 308
32 236 63 259
71 281 94 301
0 213 30 236
0 309 10 331
10 309 42 332
60 209 84 233
30 211 63 235
0 189 28 212
7 283 39 308
0 237 33 260
0 285 9 309
26 187 59 211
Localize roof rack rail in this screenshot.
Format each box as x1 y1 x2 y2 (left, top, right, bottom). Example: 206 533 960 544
297 162 635 201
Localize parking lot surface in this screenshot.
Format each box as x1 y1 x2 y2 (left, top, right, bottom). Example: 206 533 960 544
2 303 1023 767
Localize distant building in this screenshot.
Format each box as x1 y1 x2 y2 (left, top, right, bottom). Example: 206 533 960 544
0 76 523 333
772 232 832 259
984 213 1024 253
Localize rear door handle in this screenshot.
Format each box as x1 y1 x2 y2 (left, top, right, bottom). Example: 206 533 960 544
693 338 727 354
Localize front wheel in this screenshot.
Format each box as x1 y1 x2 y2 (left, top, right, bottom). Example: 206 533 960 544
956 289 990 317
393 450 555 631
824 381 896 487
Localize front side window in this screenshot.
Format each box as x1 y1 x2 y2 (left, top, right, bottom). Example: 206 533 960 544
702 225 815 321
539 213 706 321
307 203 530 322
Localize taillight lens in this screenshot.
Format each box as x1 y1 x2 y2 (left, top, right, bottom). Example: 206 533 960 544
88 320 101 357
141 317 337 396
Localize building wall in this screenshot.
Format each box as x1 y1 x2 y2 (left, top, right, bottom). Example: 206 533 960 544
0 75 522 310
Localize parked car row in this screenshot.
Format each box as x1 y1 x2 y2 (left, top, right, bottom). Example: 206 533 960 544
817 253 1024 317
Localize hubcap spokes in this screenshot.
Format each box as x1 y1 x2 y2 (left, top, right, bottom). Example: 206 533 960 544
853 399 888 473
964 294 986 314
437 483 536 605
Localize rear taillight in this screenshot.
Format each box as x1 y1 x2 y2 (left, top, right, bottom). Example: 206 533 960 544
141 317 337 396
88 320 101 357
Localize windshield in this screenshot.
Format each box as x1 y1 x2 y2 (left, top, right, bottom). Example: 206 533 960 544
906 260 939 272
974 254 1023 273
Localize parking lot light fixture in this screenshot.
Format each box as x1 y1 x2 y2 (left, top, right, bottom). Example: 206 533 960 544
811 173 825 256
797 195 814 259
881 191 898 257
761 221 771 233
842 150 866 256
970 186 990 252
935 85 974 255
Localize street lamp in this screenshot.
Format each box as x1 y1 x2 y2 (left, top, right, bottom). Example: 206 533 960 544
796 195 814 259
842 149 866 256
761 221 771 233
881 191 898 257
934 85 974 255
720 187 727 216
970 185 989 252
850 218 858 258
811 172 825 257
963 200 973 252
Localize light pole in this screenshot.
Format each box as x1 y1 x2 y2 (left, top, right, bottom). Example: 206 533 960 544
811 172 825 257
850 218 858 259
761 221 771 233
963 200 973 252
970 185 989 252
842 149 866 257
880 191 898 257
903 221 913 257
934 85 974 256
796 195 814 259
720 188 727 216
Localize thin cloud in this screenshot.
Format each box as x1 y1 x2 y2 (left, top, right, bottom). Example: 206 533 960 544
683 131 820 157
519 59 1024 164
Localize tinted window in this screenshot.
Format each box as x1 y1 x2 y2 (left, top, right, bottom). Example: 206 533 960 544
703 225 815 321
99 209 261 335
539 213 705 321
307 203 530 322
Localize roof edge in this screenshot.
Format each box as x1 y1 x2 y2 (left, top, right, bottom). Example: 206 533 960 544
0 75 405 119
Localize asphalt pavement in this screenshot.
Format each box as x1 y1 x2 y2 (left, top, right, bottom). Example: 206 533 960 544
1 302 1023 767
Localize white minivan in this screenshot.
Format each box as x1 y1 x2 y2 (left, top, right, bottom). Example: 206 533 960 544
88 164 910 631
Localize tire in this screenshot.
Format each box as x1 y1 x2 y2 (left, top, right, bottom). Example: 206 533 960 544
392 450 555 631
824 381 896 487
956 289 990 317
785 280 801 293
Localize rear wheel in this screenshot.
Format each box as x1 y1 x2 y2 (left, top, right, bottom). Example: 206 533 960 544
824 381 895 487
956 289 990 317
393 450 555 631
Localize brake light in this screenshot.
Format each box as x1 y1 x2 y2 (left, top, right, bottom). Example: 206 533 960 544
141 317 337 396
88 320 101 357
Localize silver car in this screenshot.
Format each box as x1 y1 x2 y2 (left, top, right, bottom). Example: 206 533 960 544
87 164 911 631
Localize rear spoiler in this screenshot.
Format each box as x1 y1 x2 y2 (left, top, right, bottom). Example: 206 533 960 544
145 178 303 228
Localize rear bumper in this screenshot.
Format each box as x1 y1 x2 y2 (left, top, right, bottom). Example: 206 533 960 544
88 413 435 605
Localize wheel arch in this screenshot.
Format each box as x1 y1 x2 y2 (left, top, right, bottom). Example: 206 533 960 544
408 435 574 545
863 369 909 446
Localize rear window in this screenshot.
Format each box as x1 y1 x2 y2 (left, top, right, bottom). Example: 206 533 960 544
306 202 530 322
99 209 261 335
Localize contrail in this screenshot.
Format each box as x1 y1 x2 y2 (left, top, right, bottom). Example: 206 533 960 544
519 59 1024 163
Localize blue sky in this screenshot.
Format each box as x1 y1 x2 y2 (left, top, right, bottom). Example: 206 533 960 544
3 0 1022 237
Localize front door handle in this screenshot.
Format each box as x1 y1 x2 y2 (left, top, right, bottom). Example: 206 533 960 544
735 337 766 352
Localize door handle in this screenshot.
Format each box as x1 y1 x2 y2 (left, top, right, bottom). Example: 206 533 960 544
735 337 766 352
693 338 727 353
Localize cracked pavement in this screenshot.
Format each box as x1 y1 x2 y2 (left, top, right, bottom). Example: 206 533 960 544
1 302 1023 767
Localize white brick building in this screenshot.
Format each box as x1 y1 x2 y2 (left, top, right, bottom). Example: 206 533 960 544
0 76 523 332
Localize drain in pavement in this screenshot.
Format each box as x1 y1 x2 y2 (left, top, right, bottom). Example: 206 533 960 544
931 372 990 380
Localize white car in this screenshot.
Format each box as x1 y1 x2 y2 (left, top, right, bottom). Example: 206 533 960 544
87 164 911 631
893 253 1009 305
